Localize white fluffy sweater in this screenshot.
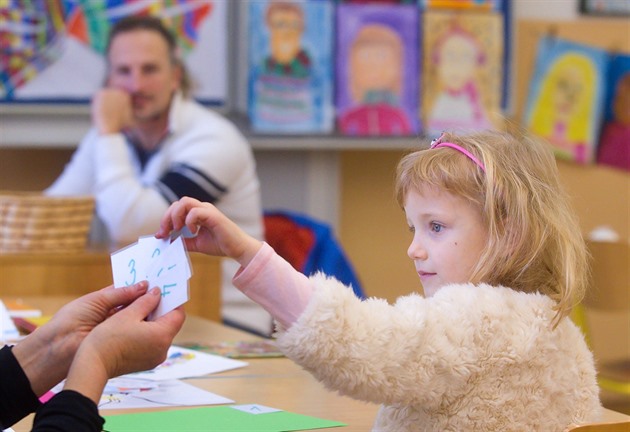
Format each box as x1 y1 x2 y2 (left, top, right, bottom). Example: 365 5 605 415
274 275 601 431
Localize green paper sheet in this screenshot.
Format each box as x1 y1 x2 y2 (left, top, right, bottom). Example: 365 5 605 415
103 405 346 431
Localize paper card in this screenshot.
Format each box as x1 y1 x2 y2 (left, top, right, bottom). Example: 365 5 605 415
231 404 282 415
145 236 192 321
111 236 192 320
110 240 141 288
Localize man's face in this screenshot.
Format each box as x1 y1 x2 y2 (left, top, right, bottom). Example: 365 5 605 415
268 9 303 64
107 29 181 124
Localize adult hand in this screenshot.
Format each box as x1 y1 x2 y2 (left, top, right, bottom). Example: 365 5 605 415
155 197 263 267
12 282 150 396
91 88 134 135
64 287 186 403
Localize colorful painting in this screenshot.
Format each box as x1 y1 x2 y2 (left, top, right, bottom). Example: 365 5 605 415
0 0 227 105
248 0 334 134
525 37 609 164
421 0 502 10
422 11 503 137
336 4 419 136
338 0 417 4
597 54 630 171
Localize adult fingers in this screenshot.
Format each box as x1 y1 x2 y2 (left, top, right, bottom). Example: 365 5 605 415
119 286 162 320
97 281 149 309
154 306 186 337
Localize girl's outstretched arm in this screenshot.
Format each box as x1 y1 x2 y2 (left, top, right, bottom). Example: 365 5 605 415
157 197 316 329
156 196 263 268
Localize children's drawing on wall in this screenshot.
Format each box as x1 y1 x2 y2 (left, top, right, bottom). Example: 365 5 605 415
422 0 502 10
597 54 630 171
262 1 311 79
525 37 608 164
339 0 416 3
422 12 503 137
0 0 227 105
248 0 334 133
336 4 419 136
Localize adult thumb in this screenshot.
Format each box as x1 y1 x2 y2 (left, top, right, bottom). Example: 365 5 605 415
99 281 149 309
123 287 162 320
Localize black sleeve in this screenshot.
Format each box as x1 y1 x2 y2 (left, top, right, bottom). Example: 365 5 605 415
0 345 41 428
32 390 104 432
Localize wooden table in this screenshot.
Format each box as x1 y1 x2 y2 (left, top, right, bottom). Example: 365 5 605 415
7 298 630 431
0 251 222 321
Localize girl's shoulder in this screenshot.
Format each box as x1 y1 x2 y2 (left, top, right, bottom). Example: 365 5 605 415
422 283 557 322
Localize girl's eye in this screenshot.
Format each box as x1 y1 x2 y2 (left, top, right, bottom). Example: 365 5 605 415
430 222 443 233
408 225 415 233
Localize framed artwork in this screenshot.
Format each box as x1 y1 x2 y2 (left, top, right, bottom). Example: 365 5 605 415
579 0 630 16
247 0 334 134
421 1 511 110
0 0 228 106
524 37 609 164
337 0 417 3
336 4 419 136
421 0 502 10
422 10 503 137
596 54 630 171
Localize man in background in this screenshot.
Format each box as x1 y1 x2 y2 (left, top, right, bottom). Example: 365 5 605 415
46 16 270 336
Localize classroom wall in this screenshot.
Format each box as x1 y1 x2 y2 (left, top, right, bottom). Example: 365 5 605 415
338 12 630 376
0 0 627 369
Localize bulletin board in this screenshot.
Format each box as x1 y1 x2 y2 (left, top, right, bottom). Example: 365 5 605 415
0 1 228 107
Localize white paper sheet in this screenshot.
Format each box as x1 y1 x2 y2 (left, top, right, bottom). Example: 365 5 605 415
98 379 234 410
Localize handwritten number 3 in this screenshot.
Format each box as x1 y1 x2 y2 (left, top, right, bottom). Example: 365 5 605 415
126 259 137 285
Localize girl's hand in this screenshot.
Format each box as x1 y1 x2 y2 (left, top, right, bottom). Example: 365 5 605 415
156 197 262 268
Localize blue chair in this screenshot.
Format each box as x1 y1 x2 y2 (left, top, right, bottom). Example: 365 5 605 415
264 210 365 299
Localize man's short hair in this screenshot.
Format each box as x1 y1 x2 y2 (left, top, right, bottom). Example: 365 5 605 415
106 15 192 97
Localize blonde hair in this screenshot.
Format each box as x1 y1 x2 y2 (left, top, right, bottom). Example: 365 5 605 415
395 130 588 326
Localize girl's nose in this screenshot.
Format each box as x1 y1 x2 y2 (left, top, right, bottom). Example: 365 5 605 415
407 238 428 261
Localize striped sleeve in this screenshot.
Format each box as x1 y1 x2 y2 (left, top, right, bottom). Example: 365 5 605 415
155 162 227 204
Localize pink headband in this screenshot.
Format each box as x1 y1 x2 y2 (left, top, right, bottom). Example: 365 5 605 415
430 133 486 173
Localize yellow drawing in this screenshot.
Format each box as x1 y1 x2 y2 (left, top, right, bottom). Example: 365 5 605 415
528 53 596 163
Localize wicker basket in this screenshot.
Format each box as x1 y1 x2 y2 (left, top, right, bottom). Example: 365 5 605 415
0 192 95 254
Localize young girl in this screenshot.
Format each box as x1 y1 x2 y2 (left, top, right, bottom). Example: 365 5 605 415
157 130 601 431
